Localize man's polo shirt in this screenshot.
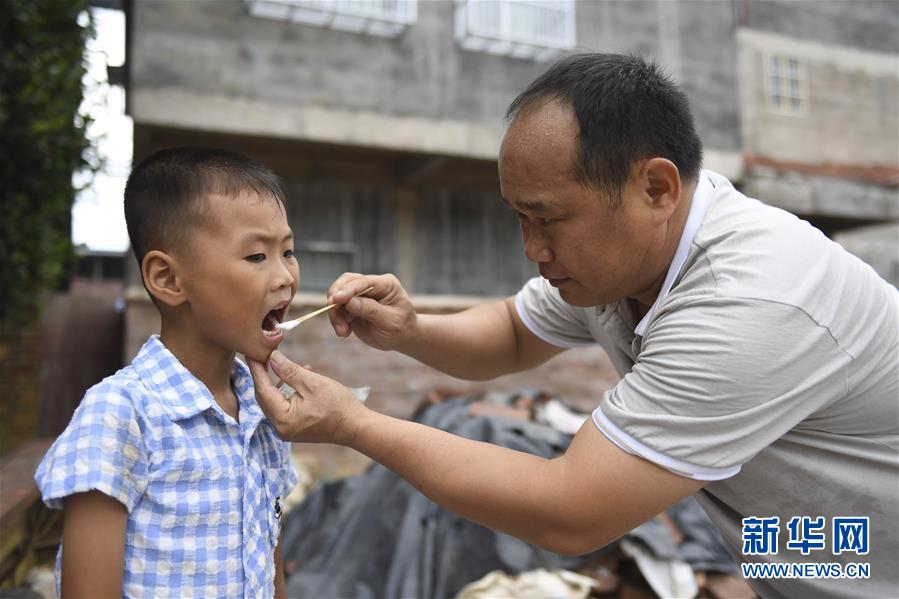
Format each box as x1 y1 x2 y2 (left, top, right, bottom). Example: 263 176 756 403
36 335 297 598
516 170 898 598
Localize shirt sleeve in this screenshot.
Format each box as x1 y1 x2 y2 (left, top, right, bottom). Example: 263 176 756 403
515 277 596 348
35 378 149 511
278 440 298 499
593 297 851 480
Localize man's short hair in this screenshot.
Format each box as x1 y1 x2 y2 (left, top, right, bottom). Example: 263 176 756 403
123 146 285 267
506 53 703 207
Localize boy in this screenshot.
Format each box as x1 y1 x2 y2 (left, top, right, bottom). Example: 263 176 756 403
36 146 299 598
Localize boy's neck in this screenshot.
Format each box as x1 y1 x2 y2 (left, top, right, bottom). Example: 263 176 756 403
159 320 240 422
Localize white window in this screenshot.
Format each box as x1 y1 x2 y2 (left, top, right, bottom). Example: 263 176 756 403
765 54 808 115
246 0 417 38
295 242 357 291
455 0 576 61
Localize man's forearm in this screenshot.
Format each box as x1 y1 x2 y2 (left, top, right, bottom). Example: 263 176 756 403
345 407 597 553
398 299 524 380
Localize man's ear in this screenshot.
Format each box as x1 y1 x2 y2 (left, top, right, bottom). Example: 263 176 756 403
142 250 187 307
642 158 682 224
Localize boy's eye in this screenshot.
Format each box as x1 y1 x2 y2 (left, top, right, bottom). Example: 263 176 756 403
245 253 265 263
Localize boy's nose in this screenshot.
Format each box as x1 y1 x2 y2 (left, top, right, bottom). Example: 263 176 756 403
272 259 296 289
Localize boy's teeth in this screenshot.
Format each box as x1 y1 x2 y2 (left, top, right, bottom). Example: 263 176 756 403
262 310 283 336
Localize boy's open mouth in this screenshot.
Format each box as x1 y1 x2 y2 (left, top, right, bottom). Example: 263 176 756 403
262 301 289 337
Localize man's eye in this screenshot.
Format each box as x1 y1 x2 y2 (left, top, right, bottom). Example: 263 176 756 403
245 253 265 263
540 218 555 226
283 249 295 259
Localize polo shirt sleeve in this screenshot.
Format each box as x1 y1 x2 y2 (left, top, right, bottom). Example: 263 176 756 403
515 277 596 348
35 378 149 511
593 297 851 481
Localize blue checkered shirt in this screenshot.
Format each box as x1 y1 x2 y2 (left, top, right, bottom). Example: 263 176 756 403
36 335 297 598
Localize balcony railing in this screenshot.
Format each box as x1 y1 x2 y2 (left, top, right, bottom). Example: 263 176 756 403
455 0 576 61
246 0 417 38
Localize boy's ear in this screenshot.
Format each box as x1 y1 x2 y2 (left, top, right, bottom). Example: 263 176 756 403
142 250 187 307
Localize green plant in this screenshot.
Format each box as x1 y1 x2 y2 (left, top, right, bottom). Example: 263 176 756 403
0 0 95 327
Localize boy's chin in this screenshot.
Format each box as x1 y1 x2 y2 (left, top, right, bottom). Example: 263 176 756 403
243 346 275 364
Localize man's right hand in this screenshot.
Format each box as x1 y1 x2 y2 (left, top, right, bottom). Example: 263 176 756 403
327 273 418 351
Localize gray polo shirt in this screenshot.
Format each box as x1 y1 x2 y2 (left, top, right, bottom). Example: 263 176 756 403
516 170 898 598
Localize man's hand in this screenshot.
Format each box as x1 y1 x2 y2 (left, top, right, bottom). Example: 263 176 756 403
327 273 418 351
248 351 366 444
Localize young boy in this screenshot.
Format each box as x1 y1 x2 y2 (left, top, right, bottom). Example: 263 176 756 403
36 146 299 598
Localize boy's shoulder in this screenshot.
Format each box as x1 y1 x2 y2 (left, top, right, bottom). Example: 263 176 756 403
78 351 169 420
82 361 147 405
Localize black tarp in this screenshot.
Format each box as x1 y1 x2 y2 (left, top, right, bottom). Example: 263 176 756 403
282 393 736 599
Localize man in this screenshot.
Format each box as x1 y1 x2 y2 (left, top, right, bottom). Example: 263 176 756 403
248 54 898 598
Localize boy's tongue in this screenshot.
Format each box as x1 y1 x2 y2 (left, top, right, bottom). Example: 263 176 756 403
262 311 280 335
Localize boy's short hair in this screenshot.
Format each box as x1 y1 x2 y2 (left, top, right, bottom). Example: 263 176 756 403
123 146 286 267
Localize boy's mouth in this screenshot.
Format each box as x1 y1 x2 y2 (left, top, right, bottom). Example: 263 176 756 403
262 301 289 337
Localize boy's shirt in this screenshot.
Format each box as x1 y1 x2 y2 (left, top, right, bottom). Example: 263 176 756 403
36 335 297 598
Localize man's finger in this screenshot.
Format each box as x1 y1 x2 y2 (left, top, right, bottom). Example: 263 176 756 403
269 350 311 392
328 305 357 337
345 296 387 323
248 358 276 395
327 272 363 303
247 358 285 423
331 275 386 304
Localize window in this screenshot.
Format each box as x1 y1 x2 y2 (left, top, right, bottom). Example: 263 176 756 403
295 242 357 291
246 0 417 38
766 54 808 115
454 0 575 61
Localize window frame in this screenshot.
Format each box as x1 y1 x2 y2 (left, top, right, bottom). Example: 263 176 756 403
454 0 576 61
764 53 809 117
245 0 417 38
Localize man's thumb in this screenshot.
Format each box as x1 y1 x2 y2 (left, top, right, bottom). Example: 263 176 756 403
269 350 301 382
346 296 381 320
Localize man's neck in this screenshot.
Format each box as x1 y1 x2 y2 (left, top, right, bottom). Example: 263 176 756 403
630 177 698 313
159 320 240 421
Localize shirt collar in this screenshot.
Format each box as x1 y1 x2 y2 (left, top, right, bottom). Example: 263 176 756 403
133 335 265 426
633 171 715 336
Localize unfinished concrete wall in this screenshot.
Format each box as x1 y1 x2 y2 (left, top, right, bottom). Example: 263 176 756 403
741 0 899 54
128 0 746 176
834 223 899 286
737 28 898 220
738 30 898 170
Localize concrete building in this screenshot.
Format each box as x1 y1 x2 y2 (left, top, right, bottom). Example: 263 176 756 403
122 0 898 414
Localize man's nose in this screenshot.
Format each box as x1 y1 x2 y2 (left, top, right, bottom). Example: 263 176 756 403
523 226 554 264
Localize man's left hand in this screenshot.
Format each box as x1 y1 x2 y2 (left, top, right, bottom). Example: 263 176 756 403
247 351 366 444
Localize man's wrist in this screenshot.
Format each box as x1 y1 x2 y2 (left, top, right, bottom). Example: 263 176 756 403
396 313 426 357
339 400 373 450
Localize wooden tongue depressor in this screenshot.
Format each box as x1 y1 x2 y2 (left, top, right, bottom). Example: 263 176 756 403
275 286 375 332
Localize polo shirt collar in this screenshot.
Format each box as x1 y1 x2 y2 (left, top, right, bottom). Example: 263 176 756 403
133 335 265 427
633 171 715 336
